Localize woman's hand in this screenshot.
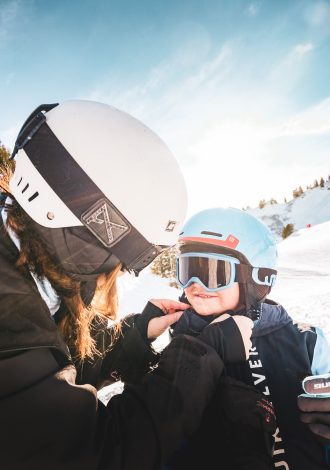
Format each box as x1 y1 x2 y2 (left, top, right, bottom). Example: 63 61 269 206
147 299 190 340
298 395 330 441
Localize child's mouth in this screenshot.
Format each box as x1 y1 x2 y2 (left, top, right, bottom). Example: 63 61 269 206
194 293 217 299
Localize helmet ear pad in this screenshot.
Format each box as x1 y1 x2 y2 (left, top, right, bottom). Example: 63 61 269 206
32 221 120 280
238 281 271 314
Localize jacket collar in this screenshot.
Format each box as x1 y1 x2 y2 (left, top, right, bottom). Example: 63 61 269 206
252 300 292 337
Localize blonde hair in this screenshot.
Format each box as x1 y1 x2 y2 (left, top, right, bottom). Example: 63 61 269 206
0 163 121 361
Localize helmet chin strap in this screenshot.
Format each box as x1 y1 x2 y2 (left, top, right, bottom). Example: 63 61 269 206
238 282 270 320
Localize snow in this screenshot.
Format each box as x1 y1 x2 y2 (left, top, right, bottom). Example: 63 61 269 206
270 221 330 336
248 183 330 239
98 218 330 403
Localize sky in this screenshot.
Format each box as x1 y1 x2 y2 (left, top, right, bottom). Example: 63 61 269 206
1 0 330 217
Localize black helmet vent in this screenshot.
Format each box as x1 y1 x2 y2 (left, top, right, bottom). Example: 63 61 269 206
15 175 39 203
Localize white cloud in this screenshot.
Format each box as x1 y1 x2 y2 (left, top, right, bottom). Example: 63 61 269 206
268 41 314 93
304 1 330 27
88 42 233 134
184 45 232 89
246 2 261 17
277 97 330 137
293 42 314 58
86 41 329 212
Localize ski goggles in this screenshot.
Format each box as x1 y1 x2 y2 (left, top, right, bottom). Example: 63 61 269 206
176 252 240 292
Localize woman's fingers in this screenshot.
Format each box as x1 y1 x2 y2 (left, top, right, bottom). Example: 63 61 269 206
148 311 184 339
149 298 190 314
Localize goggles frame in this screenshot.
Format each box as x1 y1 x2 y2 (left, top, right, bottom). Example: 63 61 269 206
176 252 240 292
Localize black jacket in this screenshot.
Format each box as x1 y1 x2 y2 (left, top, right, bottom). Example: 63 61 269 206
0 219 240 470
166 302 330 469
165 309 277 470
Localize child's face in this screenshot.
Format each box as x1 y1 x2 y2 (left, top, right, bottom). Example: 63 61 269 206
185 282 240 316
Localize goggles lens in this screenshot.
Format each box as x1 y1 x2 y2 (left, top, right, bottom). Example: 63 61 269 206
176 253 240 291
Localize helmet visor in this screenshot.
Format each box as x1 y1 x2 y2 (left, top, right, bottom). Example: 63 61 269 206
176 252 240 291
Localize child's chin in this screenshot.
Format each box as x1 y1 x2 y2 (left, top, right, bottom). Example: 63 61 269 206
192 305 218 316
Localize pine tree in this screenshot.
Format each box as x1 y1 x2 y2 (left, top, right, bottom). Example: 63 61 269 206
0 141 13 169
314 179 319 188
259 199 266 209
320 177 325 188
293 188 300 198
282 223 294 239
150 246 177 281
284 197 287 203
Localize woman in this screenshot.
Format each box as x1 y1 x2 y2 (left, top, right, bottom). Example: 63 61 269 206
0 101 253 470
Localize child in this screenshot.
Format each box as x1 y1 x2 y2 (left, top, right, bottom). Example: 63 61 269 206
168 207 330 470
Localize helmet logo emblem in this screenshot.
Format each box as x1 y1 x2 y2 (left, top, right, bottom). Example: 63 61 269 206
81 198 131 248
252 268 277 287
165 220 177 232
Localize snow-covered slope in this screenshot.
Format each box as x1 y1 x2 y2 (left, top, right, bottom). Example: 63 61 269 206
270 220 330 336
247 182 330 239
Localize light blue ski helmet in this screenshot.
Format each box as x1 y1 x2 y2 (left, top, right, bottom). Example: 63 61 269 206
179 207 277 270
177 207 278 311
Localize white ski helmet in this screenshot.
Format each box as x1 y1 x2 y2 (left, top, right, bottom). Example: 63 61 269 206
10 100 187 275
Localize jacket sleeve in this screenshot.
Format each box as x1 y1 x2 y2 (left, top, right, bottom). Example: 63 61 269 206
101 313 161 385
104 334 224 467
77 301 175 389
75 313 160 389
0 335 224 470
311 327 330 375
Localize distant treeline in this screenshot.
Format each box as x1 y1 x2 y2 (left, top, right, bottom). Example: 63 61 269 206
241 175 330 211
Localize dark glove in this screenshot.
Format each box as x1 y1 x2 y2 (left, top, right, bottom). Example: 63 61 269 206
133 301 165 343
298 395 330 442
217 376 276 468
99 305 163 385
171 306 250 363
198 316 247 363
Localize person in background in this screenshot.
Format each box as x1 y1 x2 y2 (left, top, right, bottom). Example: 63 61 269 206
0 102 253 470
167 206 330 470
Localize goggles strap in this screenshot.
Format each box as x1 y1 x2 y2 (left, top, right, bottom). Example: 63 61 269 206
235 264 252 282
236 264 277 284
